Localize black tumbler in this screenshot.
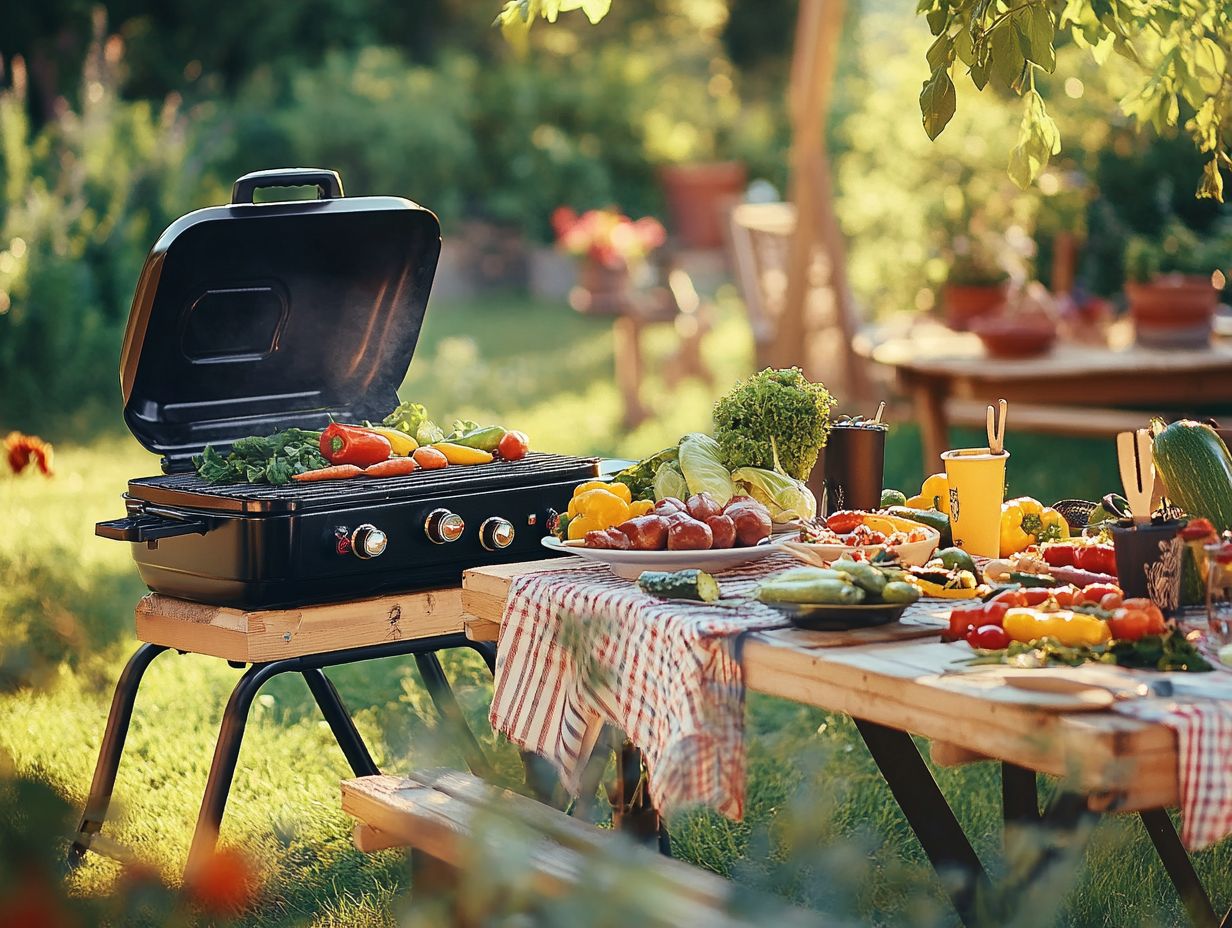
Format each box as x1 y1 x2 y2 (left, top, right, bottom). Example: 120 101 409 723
821 423 887 515
1111 519 1185 614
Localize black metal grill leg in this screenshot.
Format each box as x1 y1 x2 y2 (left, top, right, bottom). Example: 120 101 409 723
610 739 667 852
467 641 497 675
185 660 291 877
1140 809 1219 928
68 643 168 866
302 668 379 777
414 652 492 779
1002 761 1041 852
855 719 989 927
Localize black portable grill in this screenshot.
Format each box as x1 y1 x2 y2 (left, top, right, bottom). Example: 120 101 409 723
96 167 597 608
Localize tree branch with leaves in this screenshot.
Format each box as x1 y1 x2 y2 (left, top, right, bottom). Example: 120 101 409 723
917 0 1232 200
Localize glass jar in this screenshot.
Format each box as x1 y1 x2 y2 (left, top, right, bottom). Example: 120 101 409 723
1204 543 1232 645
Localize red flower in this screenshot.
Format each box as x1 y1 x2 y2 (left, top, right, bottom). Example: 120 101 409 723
4 432 54 476
183 846 260 915
552 206 667 267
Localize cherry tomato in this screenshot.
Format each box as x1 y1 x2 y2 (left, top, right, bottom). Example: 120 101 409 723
967 624 1011 650
1042 544 1078 567
946 608 981 641
1099 591 1124 611
1109 609 1150 642
498 430 530 461
1121 599 1167 634
1051 587 1078 608
1022 588 1055 607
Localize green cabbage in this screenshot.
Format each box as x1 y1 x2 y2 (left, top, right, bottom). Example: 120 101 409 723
653 461 689 501
678 432 735 505
730 466 817 523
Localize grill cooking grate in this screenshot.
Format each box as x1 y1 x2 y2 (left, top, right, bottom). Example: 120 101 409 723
126 452 600 513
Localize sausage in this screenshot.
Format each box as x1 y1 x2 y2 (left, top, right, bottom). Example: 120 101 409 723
727 504 772 546
706 514 737 549
617 515 670 550
686 493 723 522
654 497 687 515
667 517 714 550
585 528 631 550
1048 565 1118 588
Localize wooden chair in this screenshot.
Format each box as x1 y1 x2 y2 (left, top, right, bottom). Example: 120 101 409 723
342 769 827 927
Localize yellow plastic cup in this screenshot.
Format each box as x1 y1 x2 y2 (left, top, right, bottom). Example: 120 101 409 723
941 448 1009 558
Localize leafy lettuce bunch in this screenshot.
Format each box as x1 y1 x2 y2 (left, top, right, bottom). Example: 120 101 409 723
712 368 834 481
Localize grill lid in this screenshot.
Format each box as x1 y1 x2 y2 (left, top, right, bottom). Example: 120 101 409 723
119 168 441 471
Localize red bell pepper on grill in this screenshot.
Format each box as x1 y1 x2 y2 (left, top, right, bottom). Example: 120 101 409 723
319 423 391 468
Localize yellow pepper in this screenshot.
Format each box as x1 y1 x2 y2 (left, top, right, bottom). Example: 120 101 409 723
999 496 1070 557
569 480 632 506
432 442 494 465
1003 608 1111 647
909 569 978 599
566 488 631 530
364 426 418 456
628 499 655 518
906 472 949 512
567 514 602 540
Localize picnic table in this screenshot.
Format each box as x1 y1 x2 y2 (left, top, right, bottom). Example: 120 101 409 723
863 325 1232 466
462 557 1230 928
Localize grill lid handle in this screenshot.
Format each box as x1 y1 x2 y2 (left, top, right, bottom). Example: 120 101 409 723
96 512 210 543
231 168 344 205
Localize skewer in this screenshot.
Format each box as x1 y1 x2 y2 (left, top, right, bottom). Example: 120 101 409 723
1116 429 1154 525
985 398 1008 454
873 401 886 425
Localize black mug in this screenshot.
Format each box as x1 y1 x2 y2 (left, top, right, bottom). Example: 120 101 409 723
1111 519 1185 614
822 423 886 515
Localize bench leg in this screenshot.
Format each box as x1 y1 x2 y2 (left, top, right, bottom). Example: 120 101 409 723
185 660 293 878
415 652 492 779
302 668 379 777
68 643 169 867
855 719 988 927
1140 809 1219 928
610 739 670 855
1001 762 1041 848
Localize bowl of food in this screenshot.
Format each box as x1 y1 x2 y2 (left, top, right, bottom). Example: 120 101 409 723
754 562 920 630
779 511 940 567
969 314 1058 359
548 492 782 580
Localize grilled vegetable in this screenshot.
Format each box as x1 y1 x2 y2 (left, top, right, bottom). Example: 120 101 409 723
363 426 419 456
432 442 494 465
452 425 506 452
292 464 363 482
413 447 448 470
886 506 952 546
320 423 392 467
1151 419 1232 531
637 569 721 602
1002 608 1111 647
363 458 418 477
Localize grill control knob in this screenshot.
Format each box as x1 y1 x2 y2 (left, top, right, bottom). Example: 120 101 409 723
351 524 388 559
425 509 465 544
479 517 515 551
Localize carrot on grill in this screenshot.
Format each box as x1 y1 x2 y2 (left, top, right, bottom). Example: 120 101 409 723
363 458 418 478
292 464 363 482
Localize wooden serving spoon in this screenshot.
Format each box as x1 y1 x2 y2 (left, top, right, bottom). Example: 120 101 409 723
1116 428 1154 525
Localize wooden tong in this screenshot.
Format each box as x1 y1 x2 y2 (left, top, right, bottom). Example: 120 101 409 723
985 398 1008 454
1116 429 1154 524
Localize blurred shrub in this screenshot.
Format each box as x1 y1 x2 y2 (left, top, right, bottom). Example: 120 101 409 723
0 39 221 435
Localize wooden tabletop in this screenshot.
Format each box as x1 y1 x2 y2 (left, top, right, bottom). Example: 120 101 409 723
462 558 1180 812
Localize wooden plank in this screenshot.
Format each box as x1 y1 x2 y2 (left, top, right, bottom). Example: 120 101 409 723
136 588 466 662
754 621 939 650
352 823 404 853
464 614 501 643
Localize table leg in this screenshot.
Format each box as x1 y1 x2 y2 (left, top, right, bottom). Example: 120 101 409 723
1001 762 1041 837
1139 809 1219 928
613 315 649 430
912 381 950 472
68 643 169 866
610 739 670 855
854 719 988 926
415 652 493 779
302 668 379 777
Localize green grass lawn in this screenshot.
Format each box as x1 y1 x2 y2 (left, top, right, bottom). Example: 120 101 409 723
1 294 1225 926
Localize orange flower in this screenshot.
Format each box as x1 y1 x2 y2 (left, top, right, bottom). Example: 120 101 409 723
184 846 260 915
4 432 53 476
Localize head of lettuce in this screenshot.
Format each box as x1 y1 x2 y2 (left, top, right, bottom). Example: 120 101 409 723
712 368 835 481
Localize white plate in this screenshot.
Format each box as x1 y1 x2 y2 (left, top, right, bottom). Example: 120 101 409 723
778 524 941 568
540 535 783 580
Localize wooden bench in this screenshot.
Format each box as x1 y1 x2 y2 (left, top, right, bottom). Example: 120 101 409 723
342 770 827 927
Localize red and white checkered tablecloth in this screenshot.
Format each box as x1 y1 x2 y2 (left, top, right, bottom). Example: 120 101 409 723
488 555 798 819
1116 696 1232 850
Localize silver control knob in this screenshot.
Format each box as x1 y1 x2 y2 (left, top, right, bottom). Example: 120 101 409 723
425 508 465 544
351 524 388 559
479 517 515 551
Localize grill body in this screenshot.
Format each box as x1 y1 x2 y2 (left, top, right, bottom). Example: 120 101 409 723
101 454 598 608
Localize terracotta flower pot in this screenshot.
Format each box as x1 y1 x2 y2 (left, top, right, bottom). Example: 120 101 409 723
969 314 1058 358
943 282 1010 331
658 161 747 250
571 259 631 315
1126 275 1217 349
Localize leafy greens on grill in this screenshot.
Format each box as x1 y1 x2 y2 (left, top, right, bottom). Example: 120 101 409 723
193 429 327 485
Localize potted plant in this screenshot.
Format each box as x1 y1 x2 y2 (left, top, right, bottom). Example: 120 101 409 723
1124 220 1228 349
942 248 1011 331
552 207 667 314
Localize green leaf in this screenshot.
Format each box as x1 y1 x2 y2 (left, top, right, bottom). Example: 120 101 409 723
919 66 957 140
989 22 1025 91
1017 4 1055 71
969 61 989 90
954 27 975 66
1197 158 1225 202
1008 89 1061 189
927 34 954 71
926 7 948 35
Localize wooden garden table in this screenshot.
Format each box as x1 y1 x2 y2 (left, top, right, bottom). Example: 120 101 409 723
866 329 1232 467
462 558 1227 928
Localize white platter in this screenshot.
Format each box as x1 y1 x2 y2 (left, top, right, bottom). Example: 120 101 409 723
540 535 783 581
